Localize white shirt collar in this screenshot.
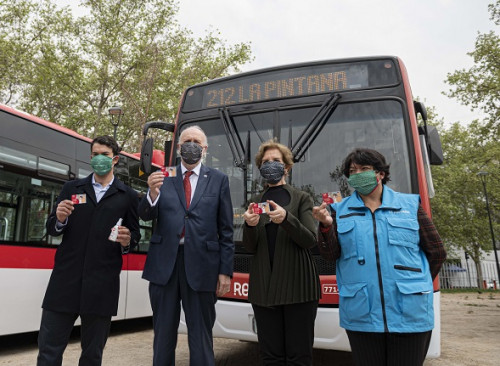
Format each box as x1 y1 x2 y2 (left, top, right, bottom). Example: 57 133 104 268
181 162 202 176
92 174 115 187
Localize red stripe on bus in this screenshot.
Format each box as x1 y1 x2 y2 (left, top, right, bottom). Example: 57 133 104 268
125 253 148 271
220 272 339 304
0 245 148 271
0 245 340 304
0 245 56 269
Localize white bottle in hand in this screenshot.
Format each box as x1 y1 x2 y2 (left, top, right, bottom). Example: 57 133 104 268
109 218 123 241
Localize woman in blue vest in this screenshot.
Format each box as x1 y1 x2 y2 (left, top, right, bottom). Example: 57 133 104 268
312 148 446 366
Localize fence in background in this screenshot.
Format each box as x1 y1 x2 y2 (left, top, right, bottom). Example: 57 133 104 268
439 261 499 289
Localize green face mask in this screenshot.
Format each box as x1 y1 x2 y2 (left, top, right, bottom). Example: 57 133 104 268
90 154 114 176
347 170 379 195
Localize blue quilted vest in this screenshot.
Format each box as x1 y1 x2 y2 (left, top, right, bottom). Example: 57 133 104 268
332 186 434 333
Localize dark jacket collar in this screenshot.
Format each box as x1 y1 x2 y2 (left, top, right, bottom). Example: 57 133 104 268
76 174 126 205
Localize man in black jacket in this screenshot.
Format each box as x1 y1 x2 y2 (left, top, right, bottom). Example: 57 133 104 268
37 136 141 366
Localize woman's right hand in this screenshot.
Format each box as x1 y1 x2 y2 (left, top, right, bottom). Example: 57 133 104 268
312 202 333 227
243 202 260 227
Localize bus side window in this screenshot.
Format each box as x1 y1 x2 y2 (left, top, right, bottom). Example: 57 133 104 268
0 169 63 246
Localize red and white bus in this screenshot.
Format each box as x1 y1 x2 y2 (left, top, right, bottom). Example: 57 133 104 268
153 56 444 356
0 104 154 336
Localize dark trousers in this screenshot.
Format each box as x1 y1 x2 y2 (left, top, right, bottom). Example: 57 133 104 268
37 309 111 366
346 330 432 366
149 246 217 366
252 300 318 366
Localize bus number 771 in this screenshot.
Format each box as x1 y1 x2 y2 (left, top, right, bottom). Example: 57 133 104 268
322 284 338 294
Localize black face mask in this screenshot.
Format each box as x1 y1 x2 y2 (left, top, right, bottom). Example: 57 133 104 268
259 160 285 184
180 142 203 165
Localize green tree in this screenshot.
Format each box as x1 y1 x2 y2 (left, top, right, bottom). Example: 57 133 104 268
0 0 252 151
439 0 500 284
445 1 500 134
431 119 500 286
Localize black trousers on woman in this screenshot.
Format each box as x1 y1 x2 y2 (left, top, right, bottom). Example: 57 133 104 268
252 300 318 366
346 329 432 366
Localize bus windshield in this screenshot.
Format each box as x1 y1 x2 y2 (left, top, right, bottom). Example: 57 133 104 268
182 98 412 242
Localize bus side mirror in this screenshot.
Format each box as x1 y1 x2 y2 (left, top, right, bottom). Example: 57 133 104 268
426 125 444 165
418 125 444 165
140 137 154 174
140 121 175 174
414 101 428 122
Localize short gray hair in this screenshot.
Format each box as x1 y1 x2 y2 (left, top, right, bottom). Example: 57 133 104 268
179 125 208 146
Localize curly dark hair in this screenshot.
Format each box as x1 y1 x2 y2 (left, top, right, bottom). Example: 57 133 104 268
341 148 391 184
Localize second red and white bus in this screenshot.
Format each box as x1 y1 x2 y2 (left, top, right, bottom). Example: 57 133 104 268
0 104 154 336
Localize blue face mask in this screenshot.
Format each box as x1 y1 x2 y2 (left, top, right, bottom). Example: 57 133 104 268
259 160 285 184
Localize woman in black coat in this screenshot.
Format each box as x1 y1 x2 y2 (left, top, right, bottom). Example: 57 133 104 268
243 139 320 366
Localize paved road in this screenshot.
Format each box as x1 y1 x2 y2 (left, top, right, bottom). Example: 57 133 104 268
0 318 355 365
2 293 499 365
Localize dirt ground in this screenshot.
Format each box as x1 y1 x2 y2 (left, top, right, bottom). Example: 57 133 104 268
0 292 498 365
424 291 500 366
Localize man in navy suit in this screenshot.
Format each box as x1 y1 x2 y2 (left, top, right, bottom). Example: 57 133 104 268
139 125 234 366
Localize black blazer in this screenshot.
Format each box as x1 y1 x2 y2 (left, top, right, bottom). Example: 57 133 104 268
42 175 140 316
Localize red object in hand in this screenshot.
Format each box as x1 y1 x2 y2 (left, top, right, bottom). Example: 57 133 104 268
322 193 333 204
71 194 79 204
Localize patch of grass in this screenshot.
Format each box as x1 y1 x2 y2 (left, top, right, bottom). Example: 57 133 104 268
465 303 488 307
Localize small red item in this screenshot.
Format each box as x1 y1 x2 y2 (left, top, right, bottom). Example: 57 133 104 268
322 193 333 204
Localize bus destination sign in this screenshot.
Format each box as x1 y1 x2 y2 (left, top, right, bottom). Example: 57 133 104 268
182 60 398 112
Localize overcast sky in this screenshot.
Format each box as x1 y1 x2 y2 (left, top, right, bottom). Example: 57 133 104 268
59 0 496 126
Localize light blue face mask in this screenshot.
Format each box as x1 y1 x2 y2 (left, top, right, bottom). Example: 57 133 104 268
90 154 114 176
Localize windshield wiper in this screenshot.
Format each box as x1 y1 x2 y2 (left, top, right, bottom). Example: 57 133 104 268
219 107 253 202
291 93 341 162
219 107 246 168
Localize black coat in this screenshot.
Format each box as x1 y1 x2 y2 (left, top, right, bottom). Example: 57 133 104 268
42 175 140 316
242 184 320 306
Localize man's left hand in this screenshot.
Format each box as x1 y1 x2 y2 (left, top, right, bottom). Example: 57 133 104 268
216 274 231 297
116 226 132 248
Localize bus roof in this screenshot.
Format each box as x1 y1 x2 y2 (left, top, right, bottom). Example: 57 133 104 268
186 55 400 88
0 103 140 160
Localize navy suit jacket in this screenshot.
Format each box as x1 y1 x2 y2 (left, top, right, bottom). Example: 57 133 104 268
139 164 234 292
